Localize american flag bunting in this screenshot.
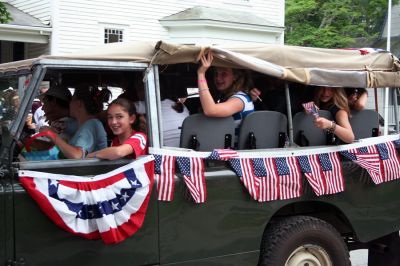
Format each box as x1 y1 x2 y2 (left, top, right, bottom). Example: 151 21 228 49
208 149 239 161
275 157 302 200
297 155 327 196
318 152 344 194
176 156 206 203
230 158 260 200
341 145 383 184
19 157 154 244
252 158 278 201
154 154 176 201
376 142 400 182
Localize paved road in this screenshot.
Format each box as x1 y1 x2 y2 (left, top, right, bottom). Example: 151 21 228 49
350 249 368 266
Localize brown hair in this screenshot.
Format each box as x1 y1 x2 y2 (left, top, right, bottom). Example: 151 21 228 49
108 98 146 133
73 85 111 115
314 87 350 115
214 67 253 98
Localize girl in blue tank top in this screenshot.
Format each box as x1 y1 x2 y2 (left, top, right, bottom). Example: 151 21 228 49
197 51 254 142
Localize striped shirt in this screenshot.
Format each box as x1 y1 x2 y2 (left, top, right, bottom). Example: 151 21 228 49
231 91 255 136
111 131 148 159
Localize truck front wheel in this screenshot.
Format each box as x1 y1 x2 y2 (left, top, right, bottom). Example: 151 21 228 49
258 215 350 266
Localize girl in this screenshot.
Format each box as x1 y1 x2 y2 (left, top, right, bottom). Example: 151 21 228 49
87 98 147 160
313 86 355 144
47 85 111 159
197 51 254 133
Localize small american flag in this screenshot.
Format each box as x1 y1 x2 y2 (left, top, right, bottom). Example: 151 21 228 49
252 158 278 201
302 101 319 117
318 152 344 194
154 154 176 201
341 146 383 184
176 156 206 203
230 158 260 200
298 155 327 196
208 149 238 161
376 142 400 182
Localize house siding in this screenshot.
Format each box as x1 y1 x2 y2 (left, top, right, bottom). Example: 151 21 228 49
51 0 284 55
4 0 284 56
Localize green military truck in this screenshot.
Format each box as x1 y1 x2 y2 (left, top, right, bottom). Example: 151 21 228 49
0 41 400 266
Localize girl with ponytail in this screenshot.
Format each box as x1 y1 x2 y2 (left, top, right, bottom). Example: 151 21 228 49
87 98 147 160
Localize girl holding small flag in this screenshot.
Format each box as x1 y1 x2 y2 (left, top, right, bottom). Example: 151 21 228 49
87 98 147 160
313 86 354 144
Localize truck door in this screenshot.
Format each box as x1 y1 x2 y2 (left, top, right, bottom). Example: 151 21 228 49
12 159 159 266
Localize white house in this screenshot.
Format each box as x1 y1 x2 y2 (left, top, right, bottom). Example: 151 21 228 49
0 0 285 63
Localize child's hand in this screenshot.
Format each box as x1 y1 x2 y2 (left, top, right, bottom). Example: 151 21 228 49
249 88 262 102
198 51 213 75
314 117 330 130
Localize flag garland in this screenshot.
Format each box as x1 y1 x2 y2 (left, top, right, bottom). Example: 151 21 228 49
18 156 154 245
18 139 400 244
150 137 400 203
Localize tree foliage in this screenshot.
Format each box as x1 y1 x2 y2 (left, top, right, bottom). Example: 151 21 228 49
285 0 399 48
0 2 12 24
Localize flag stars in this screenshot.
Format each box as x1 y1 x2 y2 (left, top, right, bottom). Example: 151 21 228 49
121 192 130 202
111 201 120 211
49 179 58 186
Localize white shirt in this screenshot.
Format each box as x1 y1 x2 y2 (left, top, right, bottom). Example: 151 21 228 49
33 106 49 130
161 99 189 147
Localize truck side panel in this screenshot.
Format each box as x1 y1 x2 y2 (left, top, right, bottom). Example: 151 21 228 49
11 163 160 266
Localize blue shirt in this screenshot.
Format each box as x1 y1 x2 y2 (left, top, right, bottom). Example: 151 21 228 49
69 119 107 157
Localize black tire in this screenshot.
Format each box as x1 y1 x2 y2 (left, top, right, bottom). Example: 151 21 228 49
258 215 350 266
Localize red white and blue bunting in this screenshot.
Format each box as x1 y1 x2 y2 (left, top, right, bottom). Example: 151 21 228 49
151 135 400 203
19 156 155 244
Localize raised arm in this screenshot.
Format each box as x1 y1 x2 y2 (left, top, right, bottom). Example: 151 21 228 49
197 52 244 117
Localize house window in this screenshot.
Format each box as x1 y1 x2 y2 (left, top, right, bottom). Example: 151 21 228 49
104 28 123 43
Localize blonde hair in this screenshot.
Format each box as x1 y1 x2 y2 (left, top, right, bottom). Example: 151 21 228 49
215 67 253 98
314 87 350 115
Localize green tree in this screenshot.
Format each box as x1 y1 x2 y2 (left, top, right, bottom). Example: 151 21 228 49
0 2 11 24
285 0 399 48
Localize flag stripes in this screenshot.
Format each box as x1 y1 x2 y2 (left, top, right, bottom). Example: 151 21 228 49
377 142 400 182
176 157 206 203
154 154 176 201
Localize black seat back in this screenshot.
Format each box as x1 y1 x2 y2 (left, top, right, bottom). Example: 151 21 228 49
180 114 235 151
293 110 333 146
237 111 287 149
350 109 379 139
